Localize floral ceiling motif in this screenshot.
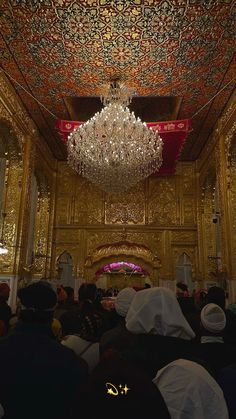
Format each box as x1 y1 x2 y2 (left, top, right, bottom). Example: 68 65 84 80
0 0 235 159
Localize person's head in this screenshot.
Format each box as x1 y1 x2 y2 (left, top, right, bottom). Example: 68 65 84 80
114 287 136 317
144 283 151 289
207 286 225 310
200 303 226 335
153 359 228 419
77 357 170 419
57 285 67 302
17 281 57 324
78 283 97 303
0 282 10 302
63 286 74 302
176 282 189 297
126 287 195 340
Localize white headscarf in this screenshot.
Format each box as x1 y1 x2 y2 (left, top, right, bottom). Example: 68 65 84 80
125 287 195 340
153 359 229 419
114 287 136 317
201 303 226 333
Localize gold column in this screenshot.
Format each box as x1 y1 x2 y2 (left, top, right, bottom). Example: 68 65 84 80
17 135 35 280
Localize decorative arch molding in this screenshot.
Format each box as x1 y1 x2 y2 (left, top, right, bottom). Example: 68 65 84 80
57 250 73 265
56 251 74 287
172 247 196 276
84 241 161 281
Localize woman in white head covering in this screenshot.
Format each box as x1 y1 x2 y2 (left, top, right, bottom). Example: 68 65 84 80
126 287 195 340
100 288 136 357
153 359 229 419
114 287 136 317
107 287 197 378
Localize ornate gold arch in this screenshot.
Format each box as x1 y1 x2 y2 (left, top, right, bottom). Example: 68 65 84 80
84 241 161 283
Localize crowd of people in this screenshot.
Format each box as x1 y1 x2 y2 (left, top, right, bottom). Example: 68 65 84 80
0 280 236 418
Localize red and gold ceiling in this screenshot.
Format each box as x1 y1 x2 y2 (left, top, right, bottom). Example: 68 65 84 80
0 0 235 160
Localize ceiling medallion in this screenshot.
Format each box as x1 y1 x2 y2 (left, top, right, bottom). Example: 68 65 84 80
67 80 163 193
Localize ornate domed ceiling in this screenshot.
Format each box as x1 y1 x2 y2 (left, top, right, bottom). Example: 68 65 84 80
0 0 235 160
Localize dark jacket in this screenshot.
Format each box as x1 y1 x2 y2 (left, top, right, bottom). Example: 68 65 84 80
218 363 236 419
120 333 197 379
192 341 236 378
0 322 88 419
100 318 134 357
0 297 11 331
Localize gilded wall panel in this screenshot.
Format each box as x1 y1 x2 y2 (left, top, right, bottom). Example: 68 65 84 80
202 186 217 280
148 177 177 225
74 178 104 225
105 181 145 224
86 231 126 255
56 195 72 225
182 164 195 194
183 197 195 225
57 162 76 193
228 158 236 279
0 71 34 136
33 195 50 275
171 231 197 244
56 228 81 243
0 160 22 273
126 231 163 255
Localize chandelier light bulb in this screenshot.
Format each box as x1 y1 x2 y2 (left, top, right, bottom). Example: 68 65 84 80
67 83 163 193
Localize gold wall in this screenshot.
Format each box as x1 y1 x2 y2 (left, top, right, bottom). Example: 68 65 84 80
196 89 236 300
1 68 236 301
0 71 56 302
53 160 198 285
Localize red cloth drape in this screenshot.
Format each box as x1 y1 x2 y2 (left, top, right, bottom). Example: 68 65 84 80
56 119 191 176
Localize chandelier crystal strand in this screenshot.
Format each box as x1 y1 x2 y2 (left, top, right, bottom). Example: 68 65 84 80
67 84 163 193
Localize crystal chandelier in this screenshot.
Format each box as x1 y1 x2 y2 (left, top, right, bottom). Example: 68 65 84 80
67 80 163 193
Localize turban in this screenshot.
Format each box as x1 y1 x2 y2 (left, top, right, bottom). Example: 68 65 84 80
114 287 136 317
200 303 226 333
18 281 57 311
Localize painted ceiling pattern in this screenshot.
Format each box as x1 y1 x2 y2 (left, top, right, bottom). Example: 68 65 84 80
0 0 235 159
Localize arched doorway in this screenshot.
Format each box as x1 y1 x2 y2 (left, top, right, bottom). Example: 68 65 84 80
176 252 193 292
84 241 161 289
95 261 152 290
56 251 74 288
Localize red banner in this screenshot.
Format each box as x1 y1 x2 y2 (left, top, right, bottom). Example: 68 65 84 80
56 119 191 176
